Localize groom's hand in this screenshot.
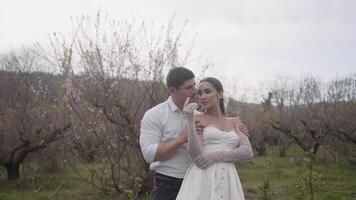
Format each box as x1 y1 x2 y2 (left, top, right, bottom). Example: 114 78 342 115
235 118 249 137
178 127 188 144
239 123 249 137
195 120 205 135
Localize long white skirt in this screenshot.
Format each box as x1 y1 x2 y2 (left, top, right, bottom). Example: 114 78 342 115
176 162 245 200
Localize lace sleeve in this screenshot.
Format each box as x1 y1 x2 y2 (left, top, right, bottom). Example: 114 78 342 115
204 134 253 163
185 115 204 162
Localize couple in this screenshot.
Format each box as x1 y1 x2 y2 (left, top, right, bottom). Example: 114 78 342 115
139 67 253 200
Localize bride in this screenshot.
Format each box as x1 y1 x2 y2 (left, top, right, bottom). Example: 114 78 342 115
176 77 253 200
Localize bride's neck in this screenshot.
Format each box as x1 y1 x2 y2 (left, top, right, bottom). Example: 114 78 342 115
204 107 223 118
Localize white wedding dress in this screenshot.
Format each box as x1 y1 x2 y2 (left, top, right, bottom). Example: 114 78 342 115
176 126 246 200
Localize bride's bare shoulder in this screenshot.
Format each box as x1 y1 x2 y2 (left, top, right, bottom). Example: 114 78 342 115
194 114 205 120
194 114 210 124
225 116 242 124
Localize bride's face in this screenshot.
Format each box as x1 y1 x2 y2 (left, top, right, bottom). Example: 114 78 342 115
197 81 222 110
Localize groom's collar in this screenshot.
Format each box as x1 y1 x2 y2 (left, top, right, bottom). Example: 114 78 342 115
167 96 180 112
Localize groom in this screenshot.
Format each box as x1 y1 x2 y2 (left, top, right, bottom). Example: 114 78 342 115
139 67 249 200
140 67 196 200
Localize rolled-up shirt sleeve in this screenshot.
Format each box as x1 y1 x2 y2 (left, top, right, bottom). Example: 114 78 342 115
139 110 162 163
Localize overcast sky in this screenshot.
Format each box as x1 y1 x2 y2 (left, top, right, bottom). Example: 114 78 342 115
1 0 355 101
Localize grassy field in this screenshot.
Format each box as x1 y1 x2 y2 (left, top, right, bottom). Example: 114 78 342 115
1 146 355 200
238 146 356 200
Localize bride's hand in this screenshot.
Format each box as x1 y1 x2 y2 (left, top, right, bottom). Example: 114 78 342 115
183 97 198 117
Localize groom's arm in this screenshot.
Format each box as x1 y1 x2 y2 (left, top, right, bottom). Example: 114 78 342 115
139 109 188 163
154 129 187 161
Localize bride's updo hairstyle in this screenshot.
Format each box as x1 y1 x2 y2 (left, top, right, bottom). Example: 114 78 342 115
200 77 225 116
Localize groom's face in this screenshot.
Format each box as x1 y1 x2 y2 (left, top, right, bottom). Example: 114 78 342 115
174 78 196 103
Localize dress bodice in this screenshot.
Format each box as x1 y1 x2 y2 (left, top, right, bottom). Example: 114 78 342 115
202 126 241 153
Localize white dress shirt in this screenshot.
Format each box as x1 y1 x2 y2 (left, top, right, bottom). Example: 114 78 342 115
139 96 192 178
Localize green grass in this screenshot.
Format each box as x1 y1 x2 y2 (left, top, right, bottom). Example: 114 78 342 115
1 146 356 200
238 146 356 200
0 163 121 200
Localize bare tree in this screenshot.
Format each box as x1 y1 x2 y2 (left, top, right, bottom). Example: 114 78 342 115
269 75 325 154
0 49 71 180
320 75 356 164
37 12 193 197
268 74 356 163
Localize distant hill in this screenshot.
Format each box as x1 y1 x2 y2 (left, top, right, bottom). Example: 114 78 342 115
0 70 63 103
0 70 263 115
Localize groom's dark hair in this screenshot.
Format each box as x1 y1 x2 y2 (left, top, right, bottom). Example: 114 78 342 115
166 67 195 89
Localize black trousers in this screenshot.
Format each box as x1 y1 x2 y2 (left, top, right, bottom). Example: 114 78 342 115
152 173 183 200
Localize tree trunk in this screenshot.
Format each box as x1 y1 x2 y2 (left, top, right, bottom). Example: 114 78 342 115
279 147 287 157
255 142 268 156
5 162 20 180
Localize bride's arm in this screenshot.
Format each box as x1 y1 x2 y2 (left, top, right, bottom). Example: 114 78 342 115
202 133 253 163
186 114 204 161
194 118 253 168
183 99 211 168
183 100 253 168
